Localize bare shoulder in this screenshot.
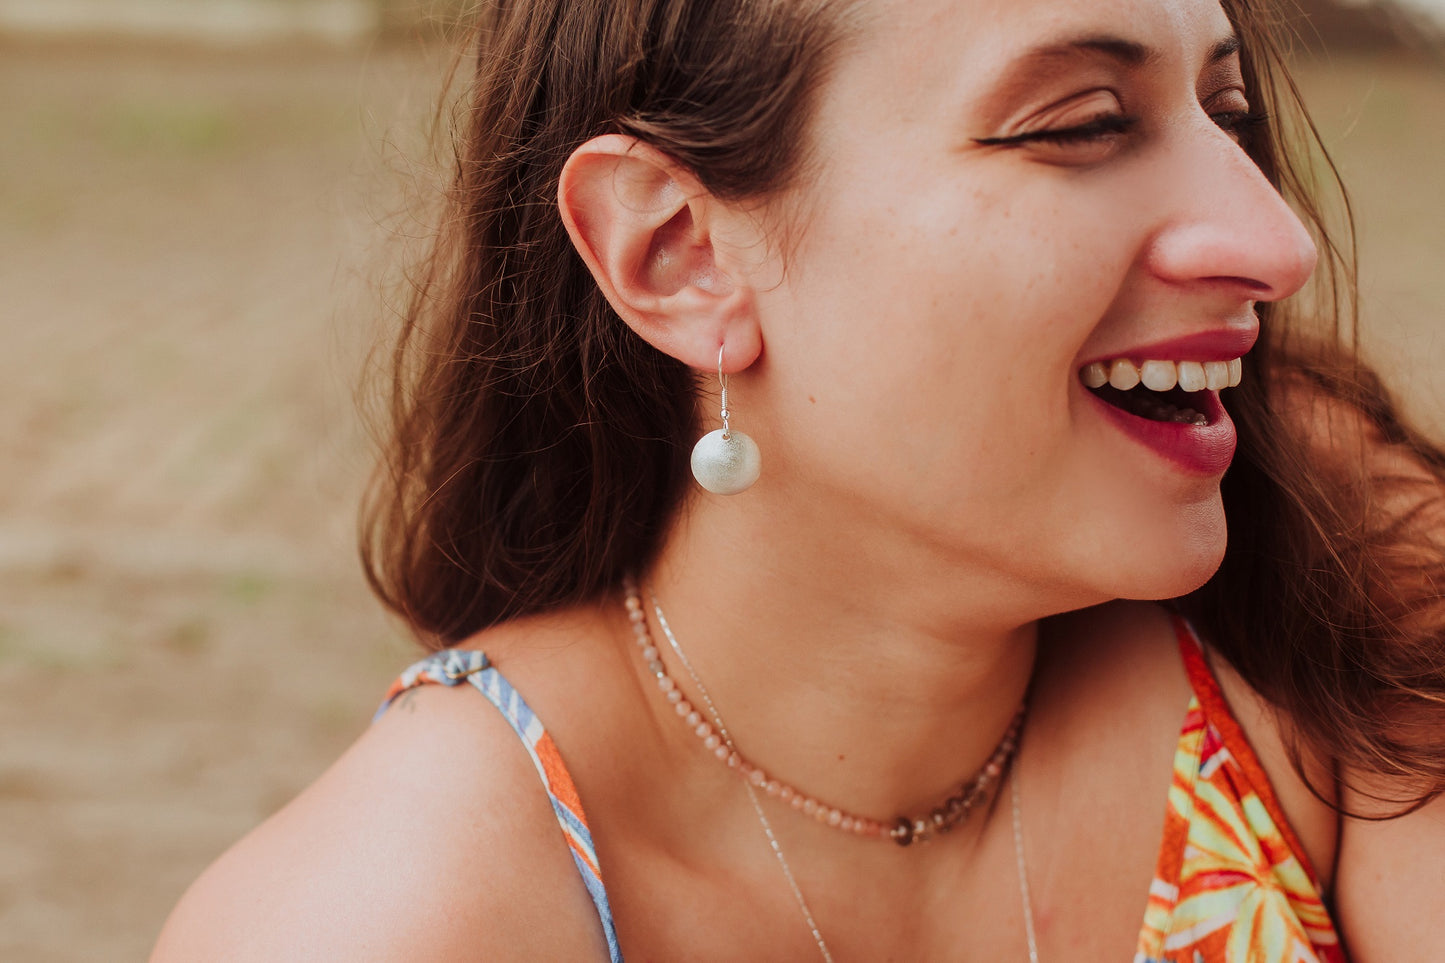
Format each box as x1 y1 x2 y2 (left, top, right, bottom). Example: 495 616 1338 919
152 642 610 962
1333 781 1445 960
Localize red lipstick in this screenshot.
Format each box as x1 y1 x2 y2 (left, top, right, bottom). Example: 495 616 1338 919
1088 386 1235 475
1081 326 1258 367
1079 325 1253 475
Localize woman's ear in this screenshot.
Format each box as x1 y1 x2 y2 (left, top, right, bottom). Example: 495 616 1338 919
558 135 762 373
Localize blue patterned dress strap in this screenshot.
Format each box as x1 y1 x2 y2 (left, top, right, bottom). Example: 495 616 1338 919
375 650 623 962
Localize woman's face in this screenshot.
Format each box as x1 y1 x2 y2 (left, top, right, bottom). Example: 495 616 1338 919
733 0 1316 608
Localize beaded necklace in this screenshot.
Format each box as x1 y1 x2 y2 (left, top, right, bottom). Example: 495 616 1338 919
624 577 1040 959
623 577 1024 843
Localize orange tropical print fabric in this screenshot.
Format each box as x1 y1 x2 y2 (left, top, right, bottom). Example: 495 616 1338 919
1135 619 1347 963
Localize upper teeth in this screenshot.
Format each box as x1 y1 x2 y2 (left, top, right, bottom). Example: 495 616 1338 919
1080 358 1242 392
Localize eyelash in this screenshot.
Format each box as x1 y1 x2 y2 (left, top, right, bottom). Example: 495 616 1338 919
976 114 1139 146
976 109 1271 148
1210 109 1271 139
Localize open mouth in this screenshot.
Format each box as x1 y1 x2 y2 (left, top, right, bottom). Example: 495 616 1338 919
1087 383 1210 424
1080 358 1241 426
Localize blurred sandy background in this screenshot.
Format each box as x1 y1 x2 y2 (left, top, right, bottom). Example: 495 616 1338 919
0 2 1442 959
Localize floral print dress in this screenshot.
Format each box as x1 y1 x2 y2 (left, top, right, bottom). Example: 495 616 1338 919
1135 619 1345 962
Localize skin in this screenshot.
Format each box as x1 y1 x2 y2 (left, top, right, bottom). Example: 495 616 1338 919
153 0 1442 958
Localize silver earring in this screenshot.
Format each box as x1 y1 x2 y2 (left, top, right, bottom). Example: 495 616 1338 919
690 345 761 495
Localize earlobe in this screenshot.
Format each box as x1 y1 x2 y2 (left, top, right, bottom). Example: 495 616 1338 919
557 135 762 373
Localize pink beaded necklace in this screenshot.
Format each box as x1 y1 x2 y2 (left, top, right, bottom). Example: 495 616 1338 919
623 576 1027 847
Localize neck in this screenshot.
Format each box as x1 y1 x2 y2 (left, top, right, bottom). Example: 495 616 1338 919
635 493 1041 826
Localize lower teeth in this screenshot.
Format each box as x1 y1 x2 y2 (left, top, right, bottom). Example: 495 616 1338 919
1131 398 1207 425
1089 384 1209 425
1157 406 1206 425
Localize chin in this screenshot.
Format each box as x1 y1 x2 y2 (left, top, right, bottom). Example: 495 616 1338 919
1124 556 1224 602
1115 523 1228 602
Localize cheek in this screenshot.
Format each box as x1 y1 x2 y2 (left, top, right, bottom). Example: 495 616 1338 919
764 196 1125 480
752 155 1221 597
792 180 1130 362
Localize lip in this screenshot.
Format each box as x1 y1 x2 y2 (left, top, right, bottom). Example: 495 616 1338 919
1080 326 1258 366
1086 386 1236 476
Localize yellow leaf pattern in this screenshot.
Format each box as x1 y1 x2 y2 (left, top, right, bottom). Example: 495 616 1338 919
1133 622 1346 963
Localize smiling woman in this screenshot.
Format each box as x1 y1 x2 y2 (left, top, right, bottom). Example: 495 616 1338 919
153 0 1444 960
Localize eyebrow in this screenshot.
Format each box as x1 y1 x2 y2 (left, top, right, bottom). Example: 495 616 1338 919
1015 31 1241 70
976 30 1243 115
1051 31 1242 66
1207 34 1243 64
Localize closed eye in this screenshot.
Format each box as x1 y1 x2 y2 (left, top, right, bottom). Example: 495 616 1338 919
974 114 1139 147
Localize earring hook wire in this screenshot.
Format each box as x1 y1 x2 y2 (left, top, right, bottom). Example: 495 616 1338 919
717 344 732 440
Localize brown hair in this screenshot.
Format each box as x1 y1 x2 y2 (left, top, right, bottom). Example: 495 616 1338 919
362 0 847 640
1183 1 1445 818
362 0 1445 814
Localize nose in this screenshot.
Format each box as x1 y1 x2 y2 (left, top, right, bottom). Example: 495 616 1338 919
1143 121 1318 302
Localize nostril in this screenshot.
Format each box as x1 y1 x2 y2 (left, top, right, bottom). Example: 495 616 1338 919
1201 275 1271 294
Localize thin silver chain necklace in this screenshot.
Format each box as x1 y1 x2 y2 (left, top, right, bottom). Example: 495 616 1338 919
1011 765 1041 963
643 586 1041 961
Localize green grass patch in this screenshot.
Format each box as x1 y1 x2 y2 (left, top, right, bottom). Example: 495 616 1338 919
224 572 274 606
100 102 237 155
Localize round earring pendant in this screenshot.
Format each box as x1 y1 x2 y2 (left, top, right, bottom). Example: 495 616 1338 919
690 429 761 495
